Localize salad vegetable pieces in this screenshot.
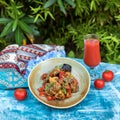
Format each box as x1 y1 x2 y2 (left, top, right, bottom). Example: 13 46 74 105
38 64 79 101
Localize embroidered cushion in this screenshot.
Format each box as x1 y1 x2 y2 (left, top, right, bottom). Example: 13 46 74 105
0 44 66 89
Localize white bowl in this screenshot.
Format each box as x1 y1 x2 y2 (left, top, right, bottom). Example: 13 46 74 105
28 57 91 109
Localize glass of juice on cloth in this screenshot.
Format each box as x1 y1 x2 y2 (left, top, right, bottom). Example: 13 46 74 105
83 34 101 79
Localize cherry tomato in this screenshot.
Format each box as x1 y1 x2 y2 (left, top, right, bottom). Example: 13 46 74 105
39 91 46 96
66 91 71 98
38 85 45 92
14 88 27 101
94 79 105 89
46 96 55 101
65 85 71 90
38 86 46 96
73 79 78 85
59 70 65 78
41 73 47 80
102 70 114 82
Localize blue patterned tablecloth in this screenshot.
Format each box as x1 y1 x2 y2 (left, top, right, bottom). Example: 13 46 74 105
0 58 120 120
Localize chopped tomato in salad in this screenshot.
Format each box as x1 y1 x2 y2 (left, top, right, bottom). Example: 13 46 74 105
38 64 79 101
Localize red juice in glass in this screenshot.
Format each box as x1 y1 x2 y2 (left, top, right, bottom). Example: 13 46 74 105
84 38 101 68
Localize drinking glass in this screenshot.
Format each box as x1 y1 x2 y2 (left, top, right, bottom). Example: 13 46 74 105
83 34 101 79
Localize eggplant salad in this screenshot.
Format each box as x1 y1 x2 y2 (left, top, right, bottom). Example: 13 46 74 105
38 64 79 101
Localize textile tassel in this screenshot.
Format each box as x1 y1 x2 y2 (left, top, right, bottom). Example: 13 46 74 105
22 39 27 45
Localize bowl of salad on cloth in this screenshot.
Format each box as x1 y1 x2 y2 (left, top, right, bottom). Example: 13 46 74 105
28 57 91 109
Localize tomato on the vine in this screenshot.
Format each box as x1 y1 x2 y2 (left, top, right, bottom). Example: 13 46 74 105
102 70 114 82
14 88 27 101
94 79 105 89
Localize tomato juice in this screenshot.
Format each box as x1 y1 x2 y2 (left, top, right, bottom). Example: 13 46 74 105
84 39 101 68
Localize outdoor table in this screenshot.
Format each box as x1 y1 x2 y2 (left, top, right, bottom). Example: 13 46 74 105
0 58 120 120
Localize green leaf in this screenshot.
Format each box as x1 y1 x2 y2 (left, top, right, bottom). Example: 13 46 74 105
0 18 11 24
30 6 41 14
57 0 67 15
90 0 96 11
65 0 76 8
7 11 15 19
21 17 35 24
67 50 75 58
34 14 45 22
115 15 120 21
15 26 25 45
29 25 40 36
62 87 66 94
18 20 32 34
12 19 18 32
48 12 55 20
45 83 54 92
18 13 25 19
44 11 55 20
0 0 8 7
10 0 18 18
0 21 13 37
44 0 57 8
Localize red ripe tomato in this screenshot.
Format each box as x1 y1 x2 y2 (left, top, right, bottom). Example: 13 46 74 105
59 70 65 78
102 70 114 82
66 91 71 98
38 85 46 96
14 88 27 101
46 96 55 101
94 79 105 89
41 73 47 80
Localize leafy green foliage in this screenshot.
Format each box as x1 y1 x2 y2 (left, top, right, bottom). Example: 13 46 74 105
0 38 7 50
0 0 54 45
0 0 38 45
0 21 13 37
44 0 75 15
42 0 120 64
67 51 75 58
99 32 120 64
30 1 55 22
43 0 57 8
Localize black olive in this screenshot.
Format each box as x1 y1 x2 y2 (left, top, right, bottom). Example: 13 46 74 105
62 64 71 72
